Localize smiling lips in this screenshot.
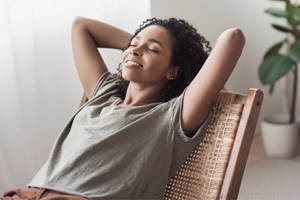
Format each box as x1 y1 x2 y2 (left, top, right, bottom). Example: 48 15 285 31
125 60 143 67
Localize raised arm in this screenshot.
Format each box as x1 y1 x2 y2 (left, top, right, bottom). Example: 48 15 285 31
72 17 132 99
182 28 246 136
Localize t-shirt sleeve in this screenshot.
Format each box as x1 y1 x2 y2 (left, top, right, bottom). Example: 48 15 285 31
169 90 211 143
167 91 212 177
90 72 120 99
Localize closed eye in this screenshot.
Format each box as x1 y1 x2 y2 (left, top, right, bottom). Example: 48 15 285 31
129 44 137 47
147 48 158 53
129 43 159 53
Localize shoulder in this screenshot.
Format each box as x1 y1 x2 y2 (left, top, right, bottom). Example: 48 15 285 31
90 72 121 99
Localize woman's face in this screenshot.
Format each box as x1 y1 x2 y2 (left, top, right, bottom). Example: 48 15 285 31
121 25 175 87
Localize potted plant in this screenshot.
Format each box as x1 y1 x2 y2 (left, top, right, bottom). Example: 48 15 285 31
259 0 299 158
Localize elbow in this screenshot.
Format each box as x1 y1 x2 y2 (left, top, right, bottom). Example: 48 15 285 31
220 28 246 47
73 16 85 24
71 16 91 40
228 28 246 47
233 28 246 45
72 16 87 30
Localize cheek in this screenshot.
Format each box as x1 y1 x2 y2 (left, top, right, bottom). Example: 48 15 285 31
121 50 129 62
155 57 172 71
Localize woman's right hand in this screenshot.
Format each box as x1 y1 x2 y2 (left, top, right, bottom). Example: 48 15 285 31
71 17 132 99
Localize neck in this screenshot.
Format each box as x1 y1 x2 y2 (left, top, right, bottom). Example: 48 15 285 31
122 82 164 107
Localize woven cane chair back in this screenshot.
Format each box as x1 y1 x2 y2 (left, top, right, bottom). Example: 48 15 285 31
164 88 263 200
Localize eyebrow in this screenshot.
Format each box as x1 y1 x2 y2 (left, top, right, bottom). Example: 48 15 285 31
134 36 164 48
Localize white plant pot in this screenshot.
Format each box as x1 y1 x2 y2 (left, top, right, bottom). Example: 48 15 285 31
261 114 300 158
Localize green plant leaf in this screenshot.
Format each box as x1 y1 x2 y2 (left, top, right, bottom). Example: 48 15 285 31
289 41 300 62
265 8 289 18
259 53 294 84
263 40 285 59
292 10 300 22
271 24 292 33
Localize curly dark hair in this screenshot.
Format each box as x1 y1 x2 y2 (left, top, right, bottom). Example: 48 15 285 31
117 17 211 102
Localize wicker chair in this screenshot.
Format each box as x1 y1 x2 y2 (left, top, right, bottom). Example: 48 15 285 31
164 88 263 200
80 88 263 199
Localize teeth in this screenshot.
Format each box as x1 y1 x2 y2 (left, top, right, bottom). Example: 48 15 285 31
126 60 142 67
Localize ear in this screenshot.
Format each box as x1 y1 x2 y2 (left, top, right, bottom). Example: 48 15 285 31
166 66 180 80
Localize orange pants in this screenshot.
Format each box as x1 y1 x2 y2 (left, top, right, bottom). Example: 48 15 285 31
1 188 87 200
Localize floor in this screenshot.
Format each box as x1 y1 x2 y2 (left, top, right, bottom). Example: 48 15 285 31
239 135 300 199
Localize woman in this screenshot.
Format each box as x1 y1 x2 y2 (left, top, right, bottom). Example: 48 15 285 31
2 17 245 199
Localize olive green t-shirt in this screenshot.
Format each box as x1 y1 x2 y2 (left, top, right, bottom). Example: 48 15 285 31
28 72 210 199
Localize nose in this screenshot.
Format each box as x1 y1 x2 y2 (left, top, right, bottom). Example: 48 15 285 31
130 46 143 57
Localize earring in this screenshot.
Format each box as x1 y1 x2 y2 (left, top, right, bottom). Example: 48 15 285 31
166 75 175 80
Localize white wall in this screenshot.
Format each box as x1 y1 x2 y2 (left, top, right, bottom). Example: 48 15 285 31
151 0 300 128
